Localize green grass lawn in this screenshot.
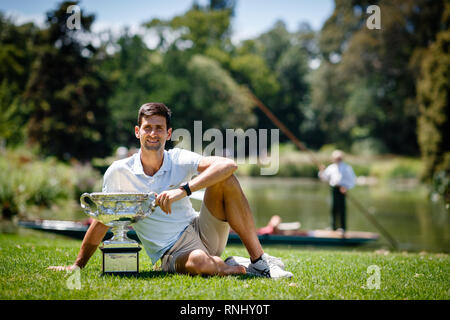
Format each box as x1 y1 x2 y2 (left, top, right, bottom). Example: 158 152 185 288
0 230 449 300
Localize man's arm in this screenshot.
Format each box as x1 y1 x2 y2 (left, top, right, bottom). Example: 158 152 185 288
155 156 237 214
318 164 330 182
48 219 109 271
190 156 238 191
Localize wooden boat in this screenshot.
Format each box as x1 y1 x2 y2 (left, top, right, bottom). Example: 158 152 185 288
18 219 379 246
228 230 379 246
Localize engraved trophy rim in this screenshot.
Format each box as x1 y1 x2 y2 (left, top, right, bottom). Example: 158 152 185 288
80 191 158 225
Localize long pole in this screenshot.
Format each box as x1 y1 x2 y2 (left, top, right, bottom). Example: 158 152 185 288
346 193 399 249
248 90 321 167
246 88 399 250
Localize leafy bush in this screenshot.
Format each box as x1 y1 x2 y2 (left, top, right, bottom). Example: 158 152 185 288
370 158 423 180
0 149 103 223
350 163 371 177
236 160 318 178
72 163 103 199
0 152 71 219
430 153 450 206
276 162 318 178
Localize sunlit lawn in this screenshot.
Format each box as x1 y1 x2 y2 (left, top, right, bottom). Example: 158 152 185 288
0 229 448 300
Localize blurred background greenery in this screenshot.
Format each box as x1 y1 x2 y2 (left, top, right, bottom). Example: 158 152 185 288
0 0 448 228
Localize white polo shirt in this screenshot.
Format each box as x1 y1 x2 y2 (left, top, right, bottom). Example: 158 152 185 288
102 148 203 264
319 161 356 190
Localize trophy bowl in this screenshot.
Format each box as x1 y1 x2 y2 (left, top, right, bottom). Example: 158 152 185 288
79 192 157 274
80 192 157 244
80 192 157 224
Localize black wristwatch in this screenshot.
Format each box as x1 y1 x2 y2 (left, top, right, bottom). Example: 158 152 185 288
180 183 192 196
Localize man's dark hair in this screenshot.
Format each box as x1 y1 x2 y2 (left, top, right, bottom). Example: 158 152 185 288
137 103 172 129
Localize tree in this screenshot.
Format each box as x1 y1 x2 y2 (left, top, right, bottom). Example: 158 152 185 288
0 13 38 146
313 0 446 154
145 4 233 53
248 21 315 146
140 3 256 138
24 1 113 160
100 30 154 147
186 54 255 129
144 50 256 134
416 3 450 203
209 0 236 16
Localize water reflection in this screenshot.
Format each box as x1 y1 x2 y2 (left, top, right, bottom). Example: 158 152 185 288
237 177 449 253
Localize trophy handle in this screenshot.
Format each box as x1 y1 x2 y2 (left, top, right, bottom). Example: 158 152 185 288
143 192 158 215
80 193 97 216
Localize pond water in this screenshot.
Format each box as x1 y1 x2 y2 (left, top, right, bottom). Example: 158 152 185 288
46 176 448 253
234 177 449 253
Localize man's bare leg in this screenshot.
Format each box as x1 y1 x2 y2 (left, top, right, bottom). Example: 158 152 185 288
175 249 245 276
202 174 264 261
174 175 263 276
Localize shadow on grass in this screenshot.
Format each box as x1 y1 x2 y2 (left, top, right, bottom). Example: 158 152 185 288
100 270 260 280
100 271 173 279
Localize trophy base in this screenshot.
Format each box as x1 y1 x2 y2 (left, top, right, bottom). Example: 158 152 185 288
100 246 141 275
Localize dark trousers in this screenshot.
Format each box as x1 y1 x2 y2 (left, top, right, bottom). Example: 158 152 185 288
331 186 346 231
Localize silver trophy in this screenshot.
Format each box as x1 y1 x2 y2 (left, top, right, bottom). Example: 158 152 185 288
80 192 157 275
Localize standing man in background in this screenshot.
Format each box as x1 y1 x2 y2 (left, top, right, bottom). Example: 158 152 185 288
319 150 356 234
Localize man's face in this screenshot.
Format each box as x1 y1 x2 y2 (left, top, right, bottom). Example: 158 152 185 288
135 115 172 151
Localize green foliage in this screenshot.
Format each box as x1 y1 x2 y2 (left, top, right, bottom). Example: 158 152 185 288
110 5 258 143
314 0 446 155
235 147 423 181
144 4 233 52
0 0 447 201
170 8 232 52
0 12 37 88
209 0 236 14
229 53 279 99
0 148 102 221
276 162 319 178
0 80 30 145
417 32 450 177
369 158 423 180
350 163 371 177
100 31 154 147
431 165 450 205
0 13 37 147
416 3 450 204
72 163 103 199
186 55 256 128
241 21 317 146
351 138 387 156
0 149 72 219
24 2 113 161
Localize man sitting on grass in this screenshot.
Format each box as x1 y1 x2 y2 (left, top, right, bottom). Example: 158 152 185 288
49 102 292 279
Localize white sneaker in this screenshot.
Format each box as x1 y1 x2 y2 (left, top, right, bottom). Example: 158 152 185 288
224 256 251 268
247 253 293 279
264 254 285 270
225 255 285 270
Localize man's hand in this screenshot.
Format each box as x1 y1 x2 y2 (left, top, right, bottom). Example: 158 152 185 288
47 264 79 271
156 188 186 214
339 186 347 194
